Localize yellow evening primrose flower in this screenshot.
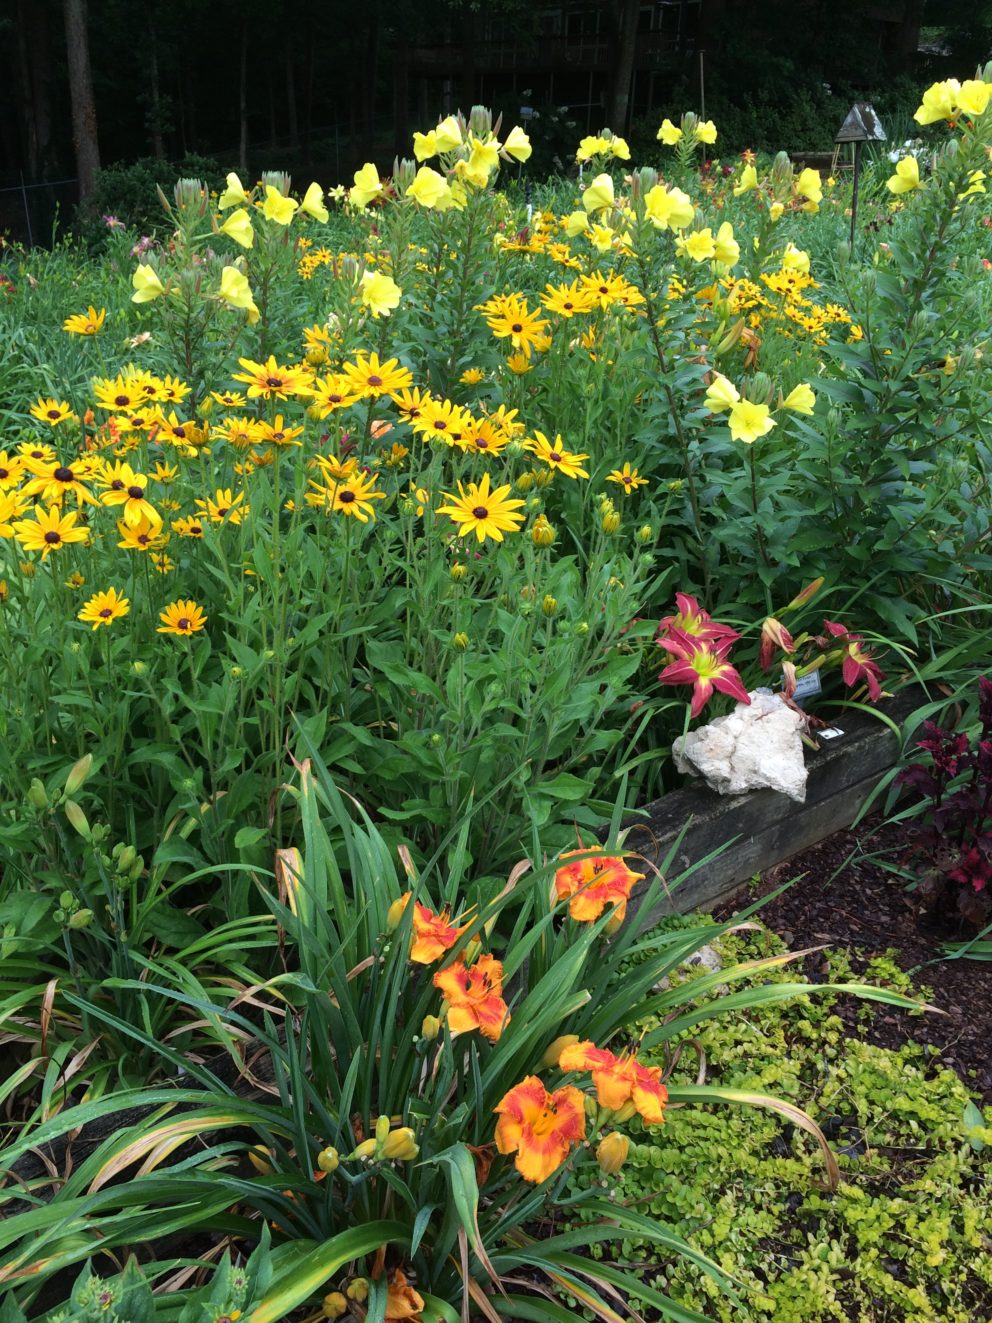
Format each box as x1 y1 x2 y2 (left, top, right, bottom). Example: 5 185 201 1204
957 79 991 117
781 383 816 415
886 156 921 194
218 266 260 323
795 167 823 210
657 118 682 145
696 119 717 144
781 243 810 273
587 223 616 254
300 182 329 222
63 305 106 335
713 221 739 265
914 79 960 126
413 130 438 161
769 201 784 222
434 115 462 152
349 163 382 208
609 135 631 160
733 164 758 195
564 210 589 236
131 264 165 303
582 173 615 214
219 171 249 209
680 228 716 261
359 270 402 318
468 136 500 178
705 373 740 412
261 185 298 224
576 134 609 162
644 183 694 230
503 126 532 162
219 207 254 248
407 166 452 209
728 399 776 443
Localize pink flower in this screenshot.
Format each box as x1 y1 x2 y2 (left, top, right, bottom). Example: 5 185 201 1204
657 593 740 647
658 631 750 718
822 621 885 700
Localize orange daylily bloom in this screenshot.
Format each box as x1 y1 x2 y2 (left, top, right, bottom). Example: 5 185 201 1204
553 846 644 924
385 1268 425 1320
494 1075 586 1182
391 891 468 963
433 953 509 1041
558 1040 668 1124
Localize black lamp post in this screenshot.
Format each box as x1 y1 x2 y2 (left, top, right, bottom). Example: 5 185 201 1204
835 103 887 250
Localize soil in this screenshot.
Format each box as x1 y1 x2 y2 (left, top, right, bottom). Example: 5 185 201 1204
715 817 992 1105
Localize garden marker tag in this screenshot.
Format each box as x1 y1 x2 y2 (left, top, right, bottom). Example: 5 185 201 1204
788 670 822 705
819 727 844 740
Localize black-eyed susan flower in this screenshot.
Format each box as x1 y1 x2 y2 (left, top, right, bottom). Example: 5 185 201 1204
93 377 142 413
459 367 486 385
210 389 246 409
22 456 98 506
436 472 525 543
340 352 413 399
158 375 191 405
312 452 359 482
305 470 386 523
390 385 432 423
170 515 205 539
255 416 304 448
18 440 56 465
194 488 249 525
13 505 90 558
99 463 162 528
152 461 179 484
63 305 106 335
116 514 167 551
78 587 129 629
232 354 311 400
157 599 207 635
0 451 25 489
29 397 76 426
0 490 29 536
524 431 589 480
607 463 649 492
151 553 174 574
480 294 549 358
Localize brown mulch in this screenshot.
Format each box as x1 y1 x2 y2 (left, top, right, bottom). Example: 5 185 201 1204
715 819 992 1104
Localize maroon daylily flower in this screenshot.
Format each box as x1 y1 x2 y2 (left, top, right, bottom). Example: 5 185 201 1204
759 616 795 671
657 592 740 647
658 631 751 718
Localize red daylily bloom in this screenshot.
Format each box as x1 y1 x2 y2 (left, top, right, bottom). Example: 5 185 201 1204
759 616 795 671
657 592 740 646
822 620 885 700
658 631 750 718
558 1040 668 1123
434 953 510 1041
494 1076 586 1182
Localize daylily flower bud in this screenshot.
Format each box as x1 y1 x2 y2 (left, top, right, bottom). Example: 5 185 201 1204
596 1132 630 1175
381 1127 419 1160
613 1100 638 1123
64 754 93 797
349 1138 377 1160
317 1146 340 1173
347 1278 369 1302
375 1114 392 1146
604 907 626 936
386 893 411 932
28 778 49 811
759 617 796 671
784 577 824 612
248 1145 274 1175
421 1015 441 1040
63 800 91 840
67 908 93 929
116 844 137 873
542 1034 581 1068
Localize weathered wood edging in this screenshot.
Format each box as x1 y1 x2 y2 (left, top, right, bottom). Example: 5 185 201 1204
623 687 926 924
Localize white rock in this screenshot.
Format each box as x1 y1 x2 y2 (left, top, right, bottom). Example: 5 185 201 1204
673 690 808 803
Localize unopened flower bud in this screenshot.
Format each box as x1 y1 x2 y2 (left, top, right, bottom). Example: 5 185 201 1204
349 1138 377 1160
63 800 91 839
421 1014 441 1041
248 1145 274 1175
531 514 555 546
452 631 469 651
347 1278 369 1302
596 1132 630 1175
468 105 492 137
381 1126 419 1160
601 510 621 534
515 471 535 492
68 908 94 930
64 754 93 797
636 524 654 544
375 1114 392 1146
317 1146 340 1173
450 562 466 581
321 1292 348 1320
386 893 411 931
542 594 557 617
542 1034 580 1068
116 844 137 873
28 778 49 811
613 1100 638 1123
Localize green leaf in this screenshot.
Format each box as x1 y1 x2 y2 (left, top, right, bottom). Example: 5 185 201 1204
963 1100 986 1151
235 825 269 849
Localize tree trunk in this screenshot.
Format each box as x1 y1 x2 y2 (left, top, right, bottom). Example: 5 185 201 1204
16 0 54 179
606 0 640 134
63 0 100 197
145 3 165 158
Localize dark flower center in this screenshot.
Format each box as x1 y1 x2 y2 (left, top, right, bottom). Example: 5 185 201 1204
339 490 356 503
177 617 190 630
367 375 383 388
511 323 523 333
127 485 144 499
47 409 62 419
173 426 186 438
549 452 562 462
191 525 202 535
114 394 130 407
54 466 75 482
99 607 112 618
563 301 573 310
266 376 283 388
0 468 8 479
111 479 125 490
44 530 61 544
472 505 488 519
